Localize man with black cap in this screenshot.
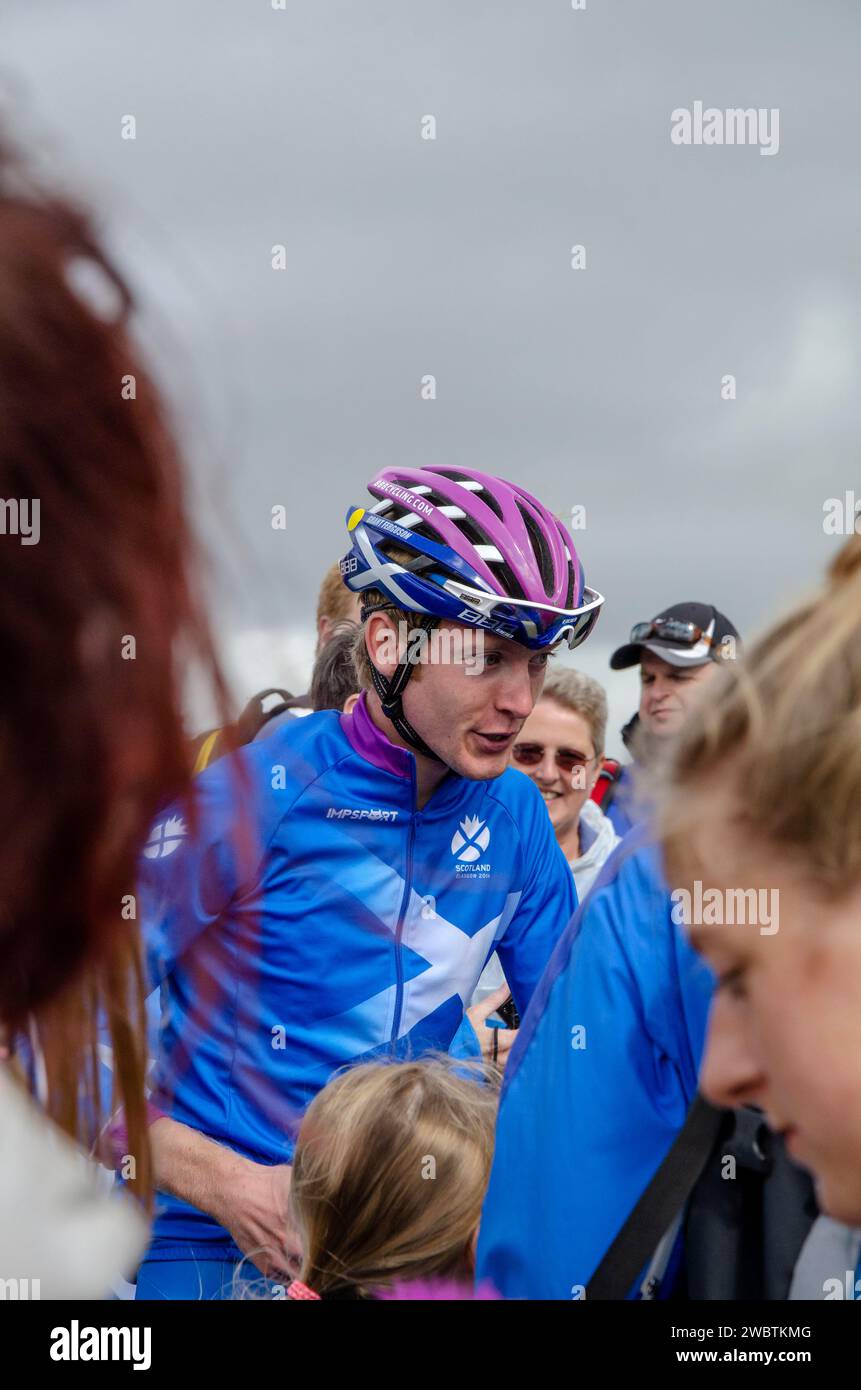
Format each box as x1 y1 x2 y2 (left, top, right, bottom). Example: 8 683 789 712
604 602 741 836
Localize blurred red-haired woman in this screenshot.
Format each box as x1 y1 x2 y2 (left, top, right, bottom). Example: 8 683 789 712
0 136 225 1295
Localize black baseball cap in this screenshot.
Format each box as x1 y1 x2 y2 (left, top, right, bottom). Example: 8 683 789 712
610 602 741 670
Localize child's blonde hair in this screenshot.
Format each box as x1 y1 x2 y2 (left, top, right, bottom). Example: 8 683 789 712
659 534 861 894
290 1056 498 1298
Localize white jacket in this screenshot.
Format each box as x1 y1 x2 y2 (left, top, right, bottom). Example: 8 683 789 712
0 1067 147 1299
568 796 621 900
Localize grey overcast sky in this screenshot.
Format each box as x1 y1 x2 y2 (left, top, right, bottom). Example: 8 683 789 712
3 0 859 747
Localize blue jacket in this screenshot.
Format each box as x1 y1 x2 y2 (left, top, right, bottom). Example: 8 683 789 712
476 836 714 1299
141 693 577 1255
605 764 638 838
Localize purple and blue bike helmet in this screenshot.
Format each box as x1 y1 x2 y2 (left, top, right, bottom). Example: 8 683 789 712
341 465 603 756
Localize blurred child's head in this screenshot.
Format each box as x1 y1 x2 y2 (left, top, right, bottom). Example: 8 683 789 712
290 1057 498 1298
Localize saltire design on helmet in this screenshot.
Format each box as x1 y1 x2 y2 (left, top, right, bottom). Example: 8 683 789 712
339 466 603 761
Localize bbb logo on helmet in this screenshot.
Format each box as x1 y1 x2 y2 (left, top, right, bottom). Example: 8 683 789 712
458 608 516 638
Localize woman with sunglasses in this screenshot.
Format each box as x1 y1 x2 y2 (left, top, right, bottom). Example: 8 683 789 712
510 668 620 899
462 669 619 1069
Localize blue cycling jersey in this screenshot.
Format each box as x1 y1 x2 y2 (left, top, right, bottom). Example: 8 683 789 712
141 692 577 1255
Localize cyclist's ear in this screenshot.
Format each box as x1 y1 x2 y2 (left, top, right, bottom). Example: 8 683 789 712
364 609 402 681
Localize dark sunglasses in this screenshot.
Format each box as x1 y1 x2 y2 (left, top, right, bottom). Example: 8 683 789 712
512 742 595 775
630 617 714 648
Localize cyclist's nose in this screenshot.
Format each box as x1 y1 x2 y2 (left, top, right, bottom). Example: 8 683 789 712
496 664 537 721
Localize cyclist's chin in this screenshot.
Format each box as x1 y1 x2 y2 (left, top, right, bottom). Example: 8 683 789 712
448 738 511 782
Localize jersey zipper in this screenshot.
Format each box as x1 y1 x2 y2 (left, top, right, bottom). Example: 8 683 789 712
390 766 419 1050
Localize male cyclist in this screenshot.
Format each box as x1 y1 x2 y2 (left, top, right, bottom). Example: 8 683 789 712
134 466 602 1299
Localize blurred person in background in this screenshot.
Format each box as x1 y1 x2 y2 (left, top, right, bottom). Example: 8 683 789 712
604 603 741 836
306 622 360 714
190 569 363 772
478 590 847 1301
511 668 620 899
257 563 362 722
0 135 224 1297
315 560 363 651
660 535 861 1295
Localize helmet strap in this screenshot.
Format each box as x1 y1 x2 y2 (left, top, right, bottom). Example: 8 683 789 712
361 604 444 763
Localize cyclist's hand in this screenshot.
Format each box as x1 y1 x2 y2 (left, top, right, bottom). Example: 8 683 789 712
466 983 518 1071
214 1157 300 1281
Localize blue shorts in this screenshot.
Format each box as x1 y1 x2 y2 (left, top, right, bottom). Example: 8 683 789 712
135 1256 283 1301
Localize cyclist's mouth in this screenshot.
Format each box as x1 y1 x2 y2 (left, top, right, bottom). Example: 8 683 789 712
471 730 516 754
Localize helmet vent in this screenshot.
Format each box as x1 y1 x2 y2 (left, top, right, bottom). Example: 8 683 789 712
462 480 503 520
479 489 503 520
564 566 575 609
518 502 555 596
561 536 576 608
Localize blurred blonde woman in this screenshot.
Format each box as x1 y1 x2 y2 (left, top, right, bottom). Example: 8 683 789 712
285 1057 498 1300
659 533 861 1231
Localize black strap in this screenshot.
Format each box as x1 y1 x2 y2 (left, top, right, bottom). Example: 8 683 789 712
235 688 295 743
585 1095 726 1300
361 604 443 762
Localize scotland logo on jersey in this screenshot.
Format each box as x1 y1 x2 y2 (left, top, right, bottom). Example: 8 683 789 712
451 814 491 873
143 815 188 860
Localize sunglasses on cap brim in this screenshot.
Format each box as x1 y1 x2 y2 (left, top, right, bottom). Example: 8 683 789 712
630 618 714 648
